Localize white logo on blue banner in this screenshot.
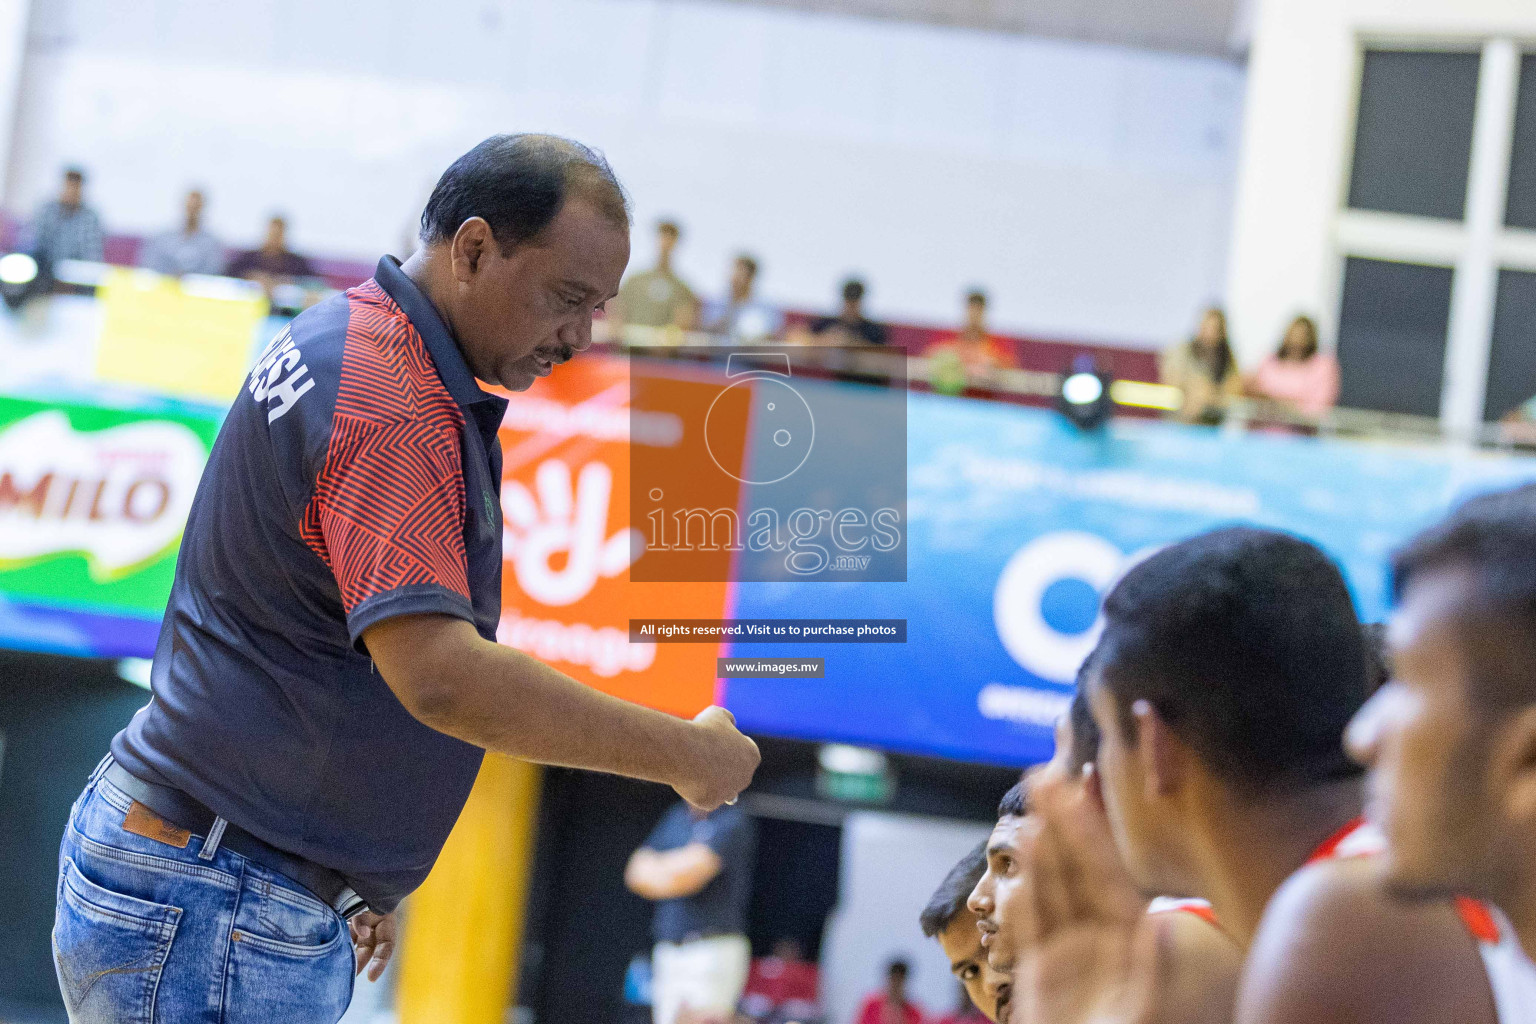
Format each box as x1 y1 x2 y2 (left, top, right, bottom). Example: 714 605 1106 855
993 531 1121 684
993 531 1162 685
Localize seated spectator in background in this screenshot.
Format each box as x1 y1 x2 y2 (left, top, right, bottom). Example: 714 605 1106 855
139 189 224 277
854 959 924 1024
1245 314 1339 420
702 254 781 342
742 938 820 1022
810 278 887 346
920 840 1010 1023
1160 306 1241 425
614 219 698 333
25 166 104 270
930 290 1012 373
927 289 1013 394
1495 393 1536 447
225 214 317 287
933 985 988 1024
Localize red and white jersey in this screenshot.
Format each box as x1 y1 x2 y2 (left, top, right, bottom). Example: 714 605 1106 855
1308 818 1536 1024
1147 896 1220 928
1456 900 1536 1024
1141 818 1382 933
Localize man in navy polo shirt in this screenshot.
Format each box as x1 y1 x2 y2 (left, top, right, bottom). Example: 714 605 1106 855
53 134 760 1023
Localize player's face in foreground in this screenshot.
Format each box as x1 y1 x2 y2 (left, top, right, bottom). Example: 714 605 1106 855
969 811 1041 975
1347 567 1511 901
453 197 629 391
937 907 1011 1023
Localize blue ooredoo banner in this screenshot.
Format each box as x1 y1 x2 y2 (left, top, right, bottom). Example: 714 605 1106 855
722 393 1536 767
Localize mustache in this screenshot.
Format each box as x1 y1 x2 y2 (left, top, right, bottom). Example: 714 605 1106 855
538 345 576 363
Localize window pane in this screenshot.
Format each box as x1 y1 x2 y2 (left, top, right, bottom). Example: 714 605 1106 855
1485 270 1536 420
1337 257 1453 417
1507 55 1536 229
1348 50 1480 221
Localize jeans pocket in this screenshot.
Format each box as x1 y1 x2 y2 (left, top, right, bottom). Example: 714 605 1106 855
251 875 341 951
223 875 353 1024
53 857 181 1024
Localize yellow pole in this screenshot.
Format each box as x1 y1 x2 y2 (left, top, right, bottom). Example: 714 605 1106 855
396 755 544 1024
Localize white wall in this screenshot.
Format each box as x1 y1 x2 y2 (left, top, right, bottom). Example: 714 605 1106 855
820 811 991 1024
0 0 30 187
7 0 1244 347
1225 0 1536 367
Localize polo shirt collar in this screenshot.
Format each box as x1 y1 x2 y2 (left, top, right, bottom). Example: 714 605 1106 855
373 255 494 408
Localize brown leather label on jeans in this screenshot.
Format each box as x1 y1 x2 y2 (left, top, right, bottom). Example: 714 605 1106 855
123 801 191 849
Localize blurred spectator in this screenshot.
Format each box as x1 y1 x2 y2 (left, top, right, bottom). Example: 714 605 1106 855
225 214 317 285
742 938 820 1022
926 289 1013 393
139 189 224 277
932 984 987 1024
25 166 104 270
930 290 1011 372
1160 306 1241 425
625 801 758 1024
810 278 887 346
854 959 924 1024
1497 395 1536 447
616 219 698 331
1244 314 1339 420
702 254 782 342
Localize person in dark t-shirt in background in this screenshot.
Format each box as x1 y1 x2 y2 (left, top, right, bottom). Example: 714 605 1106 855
810 277 887 346
627 801 759 1024
226 213 318 289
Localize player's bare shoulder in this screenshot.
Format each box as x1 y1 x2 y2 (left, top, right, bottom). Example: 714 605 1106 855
1236 856 1495 1024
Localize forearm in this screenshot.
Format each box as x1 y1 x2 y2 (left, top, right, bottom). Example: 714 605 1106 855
415 632 705 789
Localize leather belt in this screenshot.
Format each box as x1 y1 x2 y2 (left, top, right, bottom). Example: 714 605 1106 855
102 760 369 921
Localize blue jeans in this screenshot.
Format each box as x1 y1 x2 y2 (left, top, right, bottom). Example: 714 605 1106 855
53 760 355 1023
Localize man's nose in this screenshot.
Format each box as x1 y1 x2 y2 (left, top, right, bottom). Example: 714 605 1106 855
967 879 992 915
563 316 594 353
1345 685 1391 768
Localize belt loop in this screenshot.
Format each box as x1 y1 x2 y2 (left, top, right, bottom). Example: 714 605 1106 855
199 816 229 861
87 754 113 787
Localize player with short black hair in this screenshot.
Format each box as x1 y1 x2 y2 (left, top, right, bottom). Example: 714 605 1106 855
1095 526 1367 797
1348 483 1536 1014
1017 526 1502 1024
921 841 1011 1023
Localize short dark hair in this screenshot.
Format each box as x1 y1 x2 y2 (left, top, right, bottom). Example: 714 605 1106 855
1066 685 1100 776
1096 527 1367 794
657 219 681 237
842 278 866 303
966 289 987 306
1393 483 1536 713
888 958 911 978
919 840 986 937
419 134 629 253
1362 622 1391 697
736 254 759 277
63 166 84 183
997 780 1026 819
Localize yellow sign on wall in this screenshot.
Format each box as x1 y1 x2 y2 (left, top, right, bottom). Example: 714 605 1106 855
94 269 269 403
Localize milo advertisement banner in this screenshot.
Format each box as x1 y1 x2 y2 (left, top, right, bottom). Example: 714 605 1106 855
0 394 220 657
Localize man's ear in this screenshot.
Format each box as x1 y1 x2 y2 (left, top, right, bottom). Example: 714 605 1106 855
451 217 492 278
1132 699 1186 800
1490 705 1536 832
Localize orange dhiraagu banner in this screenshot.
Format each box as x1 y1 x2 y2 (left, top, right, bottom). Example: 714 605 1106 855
496 354 740 718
